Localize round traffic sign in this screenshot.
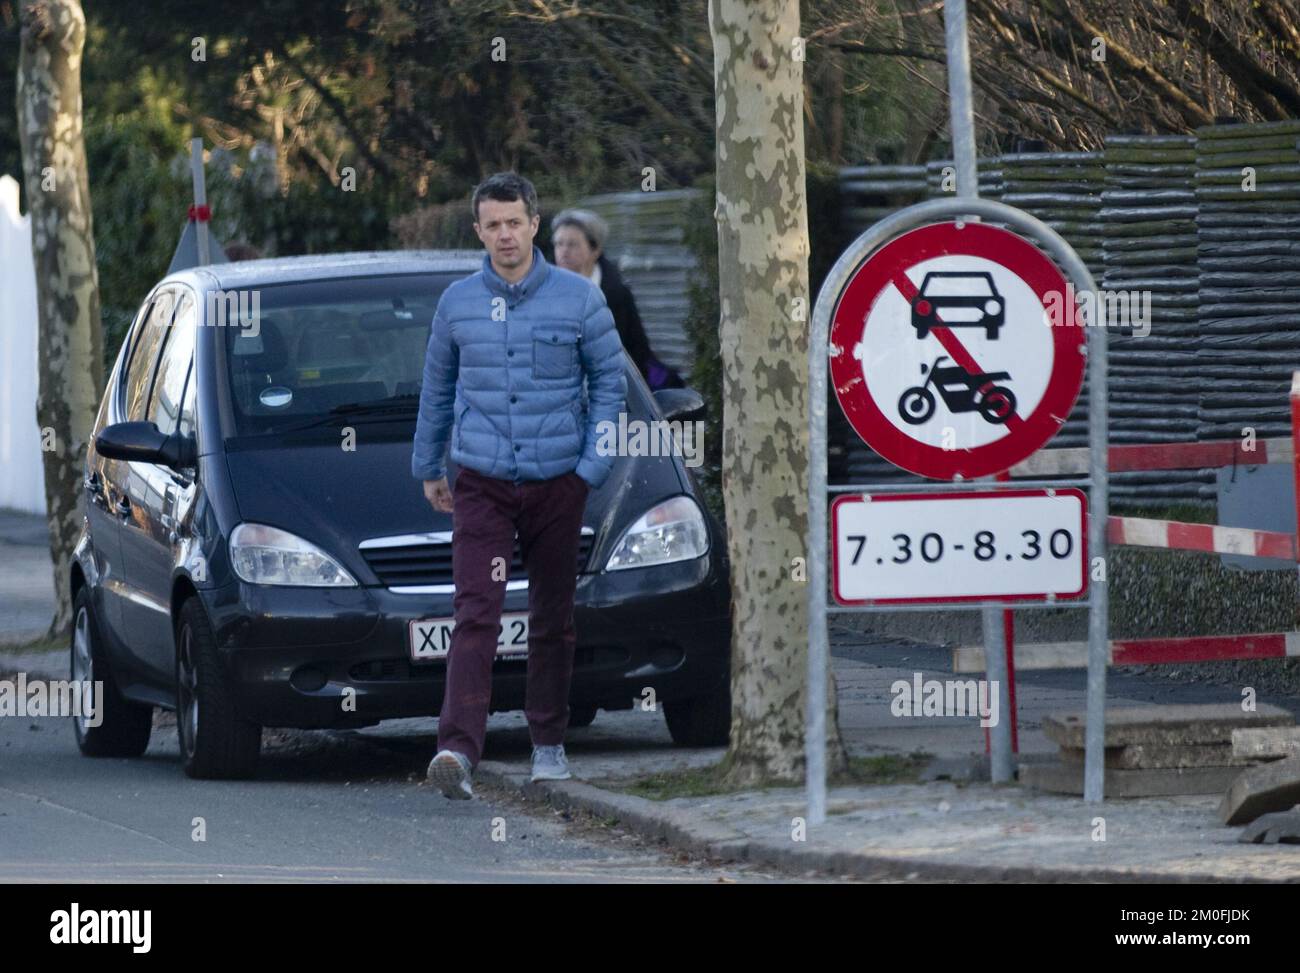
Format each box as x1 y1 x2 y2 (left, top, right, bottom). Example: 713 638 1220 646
829 220 1086 480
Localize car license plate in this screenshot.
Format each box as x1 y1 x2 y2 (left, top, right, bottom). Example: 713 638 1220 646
409 613 530 663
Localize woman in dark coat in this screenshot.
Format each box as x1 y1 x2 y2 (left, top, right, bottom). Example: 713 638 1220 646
551 209 685 390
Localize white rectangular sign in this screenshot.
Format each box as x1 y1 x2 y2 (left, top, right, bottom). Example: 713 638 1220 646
831 489 1087 604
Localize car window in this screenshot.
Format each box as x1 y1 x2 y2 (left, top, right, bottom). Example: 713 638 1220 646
123 289 180 422
921 274 994 298
148 290 197 435
223 274 452 435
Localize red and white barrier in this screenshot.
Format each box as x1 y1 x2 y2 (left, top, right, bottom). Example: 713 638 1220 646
1106 515 1296 560
1010 438 1294 477
955 632 1300 673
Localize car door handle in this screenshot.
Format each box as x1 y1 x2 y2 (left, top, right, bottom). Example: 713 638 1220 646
85 473 106 507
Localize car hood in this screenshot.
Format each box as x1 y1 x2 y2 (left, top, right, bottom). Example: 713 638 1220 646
223 434 693 582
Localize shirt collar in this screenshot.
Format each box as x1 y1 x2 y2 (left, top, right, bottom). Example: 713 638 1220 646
481 245 550 304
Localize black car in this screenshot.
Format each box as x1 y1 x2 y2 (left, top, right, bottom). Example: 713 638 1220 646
72 251 732 779
910 271 1004 339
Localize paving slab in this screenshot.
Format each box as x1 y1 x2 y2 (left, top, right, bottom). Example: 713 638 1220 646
1220 754 1300 825
1059 742 1250 769
1044 703 1294 749
1233 727 1300 760
1021 760 1243 797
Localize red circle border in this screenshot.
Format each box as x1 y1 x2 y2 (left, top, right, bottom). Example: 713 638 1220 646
829 221 1086 480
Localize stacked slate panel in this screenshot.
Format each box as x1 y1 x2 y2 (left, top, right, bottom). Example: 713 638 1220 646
924 157 1005 201
999 150 1104 455
837 164 928 238
1101 135 1207 504
1195 120 1300 459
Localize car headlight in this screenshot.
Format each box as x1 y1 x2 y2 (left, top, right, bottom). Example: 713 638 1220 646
229 523 357 587
605 496 709 571
985 298 1002 315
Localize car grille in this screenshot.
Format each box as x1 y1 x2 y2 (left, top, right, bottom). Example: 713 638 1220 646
359 529 595 590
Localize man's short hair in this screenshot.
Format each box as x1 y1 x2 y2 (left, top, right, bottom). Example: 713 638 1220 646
471 172 539 222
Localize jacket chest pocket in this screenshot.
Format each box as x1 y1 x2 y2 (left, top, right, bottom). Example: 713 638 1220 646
532 330 580 380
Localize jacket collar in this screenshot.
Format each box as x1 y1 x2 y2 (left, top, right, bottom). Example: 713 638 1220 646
481 245 549 305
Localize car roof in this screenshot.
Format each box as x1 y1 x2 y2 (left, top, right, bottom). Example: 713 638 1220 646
163 250 485 292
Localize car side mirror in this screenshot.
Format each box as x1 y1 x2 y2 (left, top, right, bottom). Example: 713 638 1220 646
653 387 707 423
96 421 197 471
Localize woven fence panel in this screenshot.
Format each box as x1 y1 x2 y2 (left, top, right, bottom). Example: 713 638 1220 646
1102 135 1210 503
1195 120 1300 461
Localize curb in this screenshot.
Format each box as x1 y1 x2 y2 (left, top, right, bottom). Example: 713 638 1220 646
474 760 1295 883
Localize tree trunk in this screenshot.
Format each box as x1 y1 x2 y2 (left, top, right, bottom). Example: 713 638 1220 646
709 0 847 788
17 0 103 641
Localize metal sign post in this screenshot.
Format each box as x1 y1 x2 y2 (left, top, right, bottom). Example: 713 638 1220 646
806 196 1110 825
942 0 1017 785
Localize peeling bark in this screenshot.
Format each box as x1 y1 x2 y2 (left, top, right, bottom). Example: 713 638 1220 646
709 0 847 788
17 0 103 640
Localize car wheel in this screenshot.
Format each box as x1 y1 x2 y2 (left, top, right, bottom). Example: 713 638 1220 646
567 703 598 728
664 682 731 747
71 586 153 758
176 598 261 779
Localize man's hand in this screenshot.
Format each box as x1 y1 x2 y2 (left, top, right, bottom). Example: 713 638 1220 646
424 477 453 513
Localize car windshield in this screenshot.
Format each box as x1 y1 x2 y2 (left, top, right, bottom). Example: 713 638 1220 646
921 273 995 298
222 273 454 436
221 271 652 442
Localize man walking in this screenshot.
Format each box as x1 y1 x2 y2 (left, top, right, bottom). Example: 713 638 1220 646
411 172 627 799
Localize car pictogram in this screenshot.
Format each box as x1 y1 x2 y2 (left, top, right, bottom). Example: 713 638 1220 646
910 271 1004 339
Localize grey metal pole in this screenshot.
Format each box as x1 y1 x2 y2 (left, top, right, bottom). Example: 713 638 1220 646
943 0 978 203
807 325 829 827
1084 281 1111 802
190 138 211 267
944 0 1014 783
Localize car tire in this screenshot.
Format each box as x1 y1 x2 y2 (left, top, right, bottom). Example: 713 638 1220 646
567 703 598 728
664 682 731 747
71 586 153 758
176 597 261 780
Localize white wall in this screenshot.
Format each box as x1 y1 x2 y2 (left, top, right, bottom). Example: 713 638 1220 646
0 174 47 515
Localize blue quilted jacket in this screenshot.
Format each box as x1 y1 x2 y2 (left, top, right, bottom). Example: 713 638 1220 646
411 246 628 488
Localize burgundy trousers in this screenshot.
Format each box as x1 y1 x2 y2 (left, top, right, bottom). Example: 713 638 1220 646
436 465 589 767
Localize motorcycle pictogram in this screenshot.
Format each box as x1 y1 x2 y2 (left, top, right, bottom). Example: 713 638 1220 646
897 356 1017 426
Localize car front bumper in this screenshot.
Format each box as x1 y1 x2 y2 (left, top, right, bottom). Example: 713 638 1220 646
200 553 731 728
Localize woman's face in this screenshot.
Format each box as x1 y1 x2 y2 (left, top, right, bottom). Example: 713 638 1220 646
553 225 599 277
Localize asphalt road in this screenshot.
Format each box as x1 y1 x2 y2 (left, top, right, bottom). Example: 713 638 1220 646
0 706 791 884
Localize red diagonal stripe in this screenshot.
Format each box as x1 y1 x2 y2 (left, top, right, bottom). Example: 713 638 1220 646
891 272 1025 431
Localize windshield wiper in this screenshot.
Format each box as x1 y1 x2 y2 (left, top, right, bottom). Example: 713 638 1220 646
272 394 420 433
327 393 420 416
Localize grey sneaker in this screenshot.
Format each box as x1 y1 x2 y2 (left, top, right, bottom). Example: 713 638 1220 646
426 749 473 800
531 743 572 782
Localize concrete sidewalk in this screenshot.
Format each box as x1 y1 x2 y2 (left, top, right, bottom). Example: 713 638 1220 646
469 650 1300 882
